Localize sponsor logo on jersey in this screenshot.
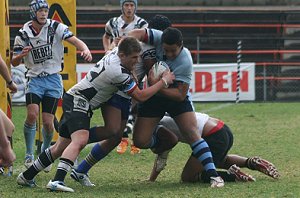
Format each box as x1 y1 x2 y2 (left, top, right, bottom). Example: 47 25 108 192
31 44 53 64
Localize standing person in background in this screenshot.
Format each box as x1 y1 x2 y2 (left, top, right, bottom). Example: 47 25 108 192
102 0 148 155
0 54 17 169
11 0 92 170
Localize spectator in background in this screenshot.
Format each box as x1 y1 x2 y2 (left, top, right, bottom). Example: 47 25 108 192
102 0 148 155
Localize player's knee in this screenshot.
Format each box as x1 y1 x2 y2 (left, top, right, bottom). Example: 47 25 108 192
26 111 38 123
133 138 150 149
43 121 54 132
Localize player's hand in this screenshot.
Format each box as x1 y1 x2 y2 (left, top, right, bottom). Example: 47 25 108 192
7 81 17 94
20 46 32 57
113 37 123 46
81 49 92 62
0 142 16 167
161 70 175 85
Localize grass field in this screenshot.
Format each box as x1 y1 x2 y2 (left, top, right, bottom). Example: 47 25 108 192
0 102 300 198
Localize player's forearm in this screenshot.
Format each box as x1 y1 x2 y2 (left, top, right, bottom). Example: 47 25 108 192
102 36 111 51
11 55 23 67
0 58 13 84
132 80 165 102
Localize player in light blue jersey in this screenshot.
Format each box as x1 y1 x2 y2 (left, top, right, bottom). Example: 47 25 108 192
128 27 224 187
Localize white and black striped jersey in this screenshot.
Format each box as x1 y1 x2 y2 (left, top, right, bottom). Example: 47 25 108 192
67 48 137 110
13 19 73 77
104 15 148 38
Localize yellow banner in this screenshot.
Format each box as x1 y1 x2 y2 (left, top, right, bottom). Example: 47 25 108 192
0 0 11 116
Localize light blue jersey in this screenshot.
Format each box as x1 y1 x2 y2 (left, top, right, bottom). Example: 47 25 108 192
146 28 193 84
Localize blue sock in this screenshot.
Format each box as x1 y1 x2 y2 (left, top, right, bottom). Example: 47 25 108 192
24 122 36 156
76 143 107 174
191 139 218 177
41 128 53 152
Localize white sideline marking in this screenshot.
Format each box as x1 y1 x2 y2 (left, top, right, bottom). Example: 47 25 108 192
201 103 239 113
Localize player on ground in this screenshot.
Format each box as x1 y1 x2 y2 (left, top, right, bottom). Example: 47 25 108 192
149 112 280 183
11 0 92 171
16 37 175 192
128 27 224 187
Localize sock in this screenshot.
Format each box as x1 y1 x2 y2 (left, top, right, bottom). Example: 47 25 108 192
41 128 53 152
53 158 74 182
76 143 107 174
24 122 36 156
200 171 236 183
246 157 256 170
23 148 54 180
191 139 218 178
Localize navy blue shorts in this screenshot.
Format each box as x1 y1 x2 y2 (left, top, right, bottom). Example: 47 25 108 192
106 94 131 120
137 95 194 118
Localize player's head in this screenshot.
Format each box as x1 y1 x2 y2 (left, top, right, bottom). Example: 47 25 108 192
148 15 172 31
120 0 137 15
162 27 183 60
29 0 49 24
118 37 141 70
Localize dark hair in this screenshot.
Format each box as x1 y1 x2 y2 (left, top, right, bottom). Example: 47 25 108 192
118 37 141 56
161 27 183 46
148 15 172 31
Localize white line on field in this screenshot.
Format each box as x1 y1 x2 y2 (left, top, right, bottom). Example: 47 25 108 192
201 103 239 113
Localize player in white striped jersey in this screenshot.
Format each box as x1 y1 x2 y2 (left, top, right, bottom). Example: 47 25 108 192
102 0 148 52
11 0 92 170
149 112 280 183
17 37 175 192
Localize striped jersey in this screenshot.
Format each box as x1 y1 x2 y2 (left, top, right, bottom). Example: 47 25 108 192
67 48 137 110
13 19 73 77
105 15 148 38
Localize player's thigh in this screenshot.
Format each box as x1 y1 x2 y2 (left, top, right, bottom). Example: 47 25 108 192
174 112 200 144
133 116 161 144
101 104 122 135
181 155 203 182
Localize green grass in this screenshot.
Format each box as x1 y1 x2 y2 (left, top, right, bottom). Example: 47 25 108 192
1 102 300 198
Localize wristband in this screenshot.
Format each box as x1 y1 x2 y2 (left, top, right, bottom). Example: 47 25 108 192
161 77 169 88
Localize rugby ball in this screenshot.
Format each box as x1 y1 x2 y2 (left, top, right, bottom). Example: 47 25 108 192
152 61 169 80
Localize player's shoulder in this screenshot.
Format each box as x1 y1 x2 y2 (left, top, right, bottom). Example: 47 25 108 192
134 15 148 28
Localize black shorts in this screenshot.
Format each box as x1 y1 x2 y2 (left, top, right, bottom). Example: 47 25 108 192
137 95 194 118
58 93 93 139
203 124 234 167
